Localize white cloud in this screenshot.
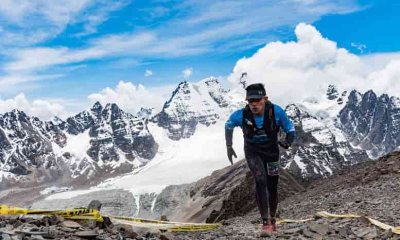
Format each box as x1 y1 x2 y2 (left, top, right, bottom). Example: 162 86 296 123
144 70 153 77
182 67 193 79
0 74 63 93
87 81 175 114
228 23 400 106
0 0 127 47
365 60 400 97
0 93 71 120
1 1 364 74
73 1 130 37
0 0 90 46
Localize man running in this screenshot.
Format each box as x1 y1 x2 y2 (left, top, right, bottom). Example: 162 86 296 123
225 83 296 235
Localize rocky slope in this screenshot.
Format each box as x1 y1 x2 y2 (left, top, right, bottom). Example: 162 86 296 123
16 151 400 240
171 151 400 239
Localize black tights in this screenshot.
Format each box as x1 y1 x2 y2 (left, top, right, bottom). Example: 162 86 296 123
245 152 279 221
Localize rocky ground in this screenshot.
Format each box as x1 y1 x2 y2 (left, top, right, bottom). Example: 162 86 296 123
1 152 399 239
172 151 400 239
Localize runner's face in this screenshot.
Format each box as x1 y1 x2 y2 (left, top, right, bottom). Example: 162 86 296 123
248 97 267 115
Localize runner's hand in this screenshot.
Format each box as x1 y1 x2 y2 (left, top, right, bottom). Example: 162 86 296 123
278 141 290 149
227 146 237 165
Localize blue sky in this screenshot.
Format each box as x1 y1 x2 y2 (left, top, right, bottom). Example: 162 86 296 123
0 0 399 118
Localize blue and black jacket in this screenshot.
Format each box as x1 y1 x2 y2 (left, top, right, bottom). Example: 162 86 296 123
225 101 295 160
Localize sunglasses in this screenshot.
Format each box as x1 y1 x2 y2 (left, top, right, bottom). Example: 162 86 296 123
247 98 262 103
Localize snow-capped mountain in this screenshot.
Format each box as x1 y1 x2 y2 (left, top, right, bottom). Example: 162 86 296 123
0 102 157 187
152 77 236 140
338 90 400 158
1 77 400 199
0 110 59 176
4 77 400 221
62 102 157 163
282 103 369 179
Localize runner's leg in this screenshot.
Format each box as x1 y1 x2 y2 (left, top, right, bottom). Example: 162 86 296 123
245 151 269 221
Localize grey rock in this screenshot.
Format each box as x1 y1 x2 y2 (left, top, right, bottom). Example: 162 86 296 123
353 227 372 238
283 227 303 234
74 230 98 238
2 233 11 240
61 221 82 229
308 223 330 235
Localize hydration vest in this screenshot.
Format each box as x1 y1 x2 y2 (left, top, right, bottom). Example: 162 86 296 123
242 101 279 142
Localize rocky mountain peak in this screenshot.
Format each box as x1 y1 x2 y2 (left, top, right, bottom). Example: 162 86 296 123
362 90 377 105
379 93 389 103
0 100 158 188
90 101 103 112
326 84 339 100
348 90 362 105
153 79 224 140
282 103 369 179
285 104 304 126
339 89 400 158
390 96 400 108
136 107 153 120
202 76 219 86
4 109 29 122
102 103 124 122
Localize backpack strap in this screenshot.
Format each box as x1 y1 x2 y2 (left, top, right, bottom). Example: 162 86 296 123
263 101 279 142
242 102 279 141
243 104 257 138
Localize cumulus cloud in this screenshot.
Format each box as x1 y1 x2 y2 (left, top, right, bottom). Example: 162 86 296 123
144 69 153 77
182 67 193 80
0 93 70 120
365 60 400 96
228 23 400 106
88 81 175 114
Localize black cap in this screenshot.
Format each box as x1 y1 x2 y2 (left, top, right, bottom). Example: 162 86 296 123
245 83 266 100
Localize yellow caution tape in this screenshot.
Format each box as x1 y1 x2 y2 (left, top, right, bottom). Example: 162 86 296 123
0 205 28 215
2 205 399 234
28 208 103 222
110 216 172 224
315 211 400 235
317 211 360 218
277 218 314 224
110 216 221 232
0 205 103 222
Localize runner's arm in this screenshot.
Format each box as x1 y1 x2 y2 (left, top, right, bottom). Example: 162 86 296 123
225 109 243 147
275 105 296 145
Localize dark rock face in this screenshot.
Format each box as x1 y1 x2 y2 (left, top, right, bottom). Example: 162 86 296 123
282 104 370 180
0 110 58 176
80 103 158 162
152 78 228 140
326 84 339 100
339 90 400 157
204 78 230 108
61 102 157 168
